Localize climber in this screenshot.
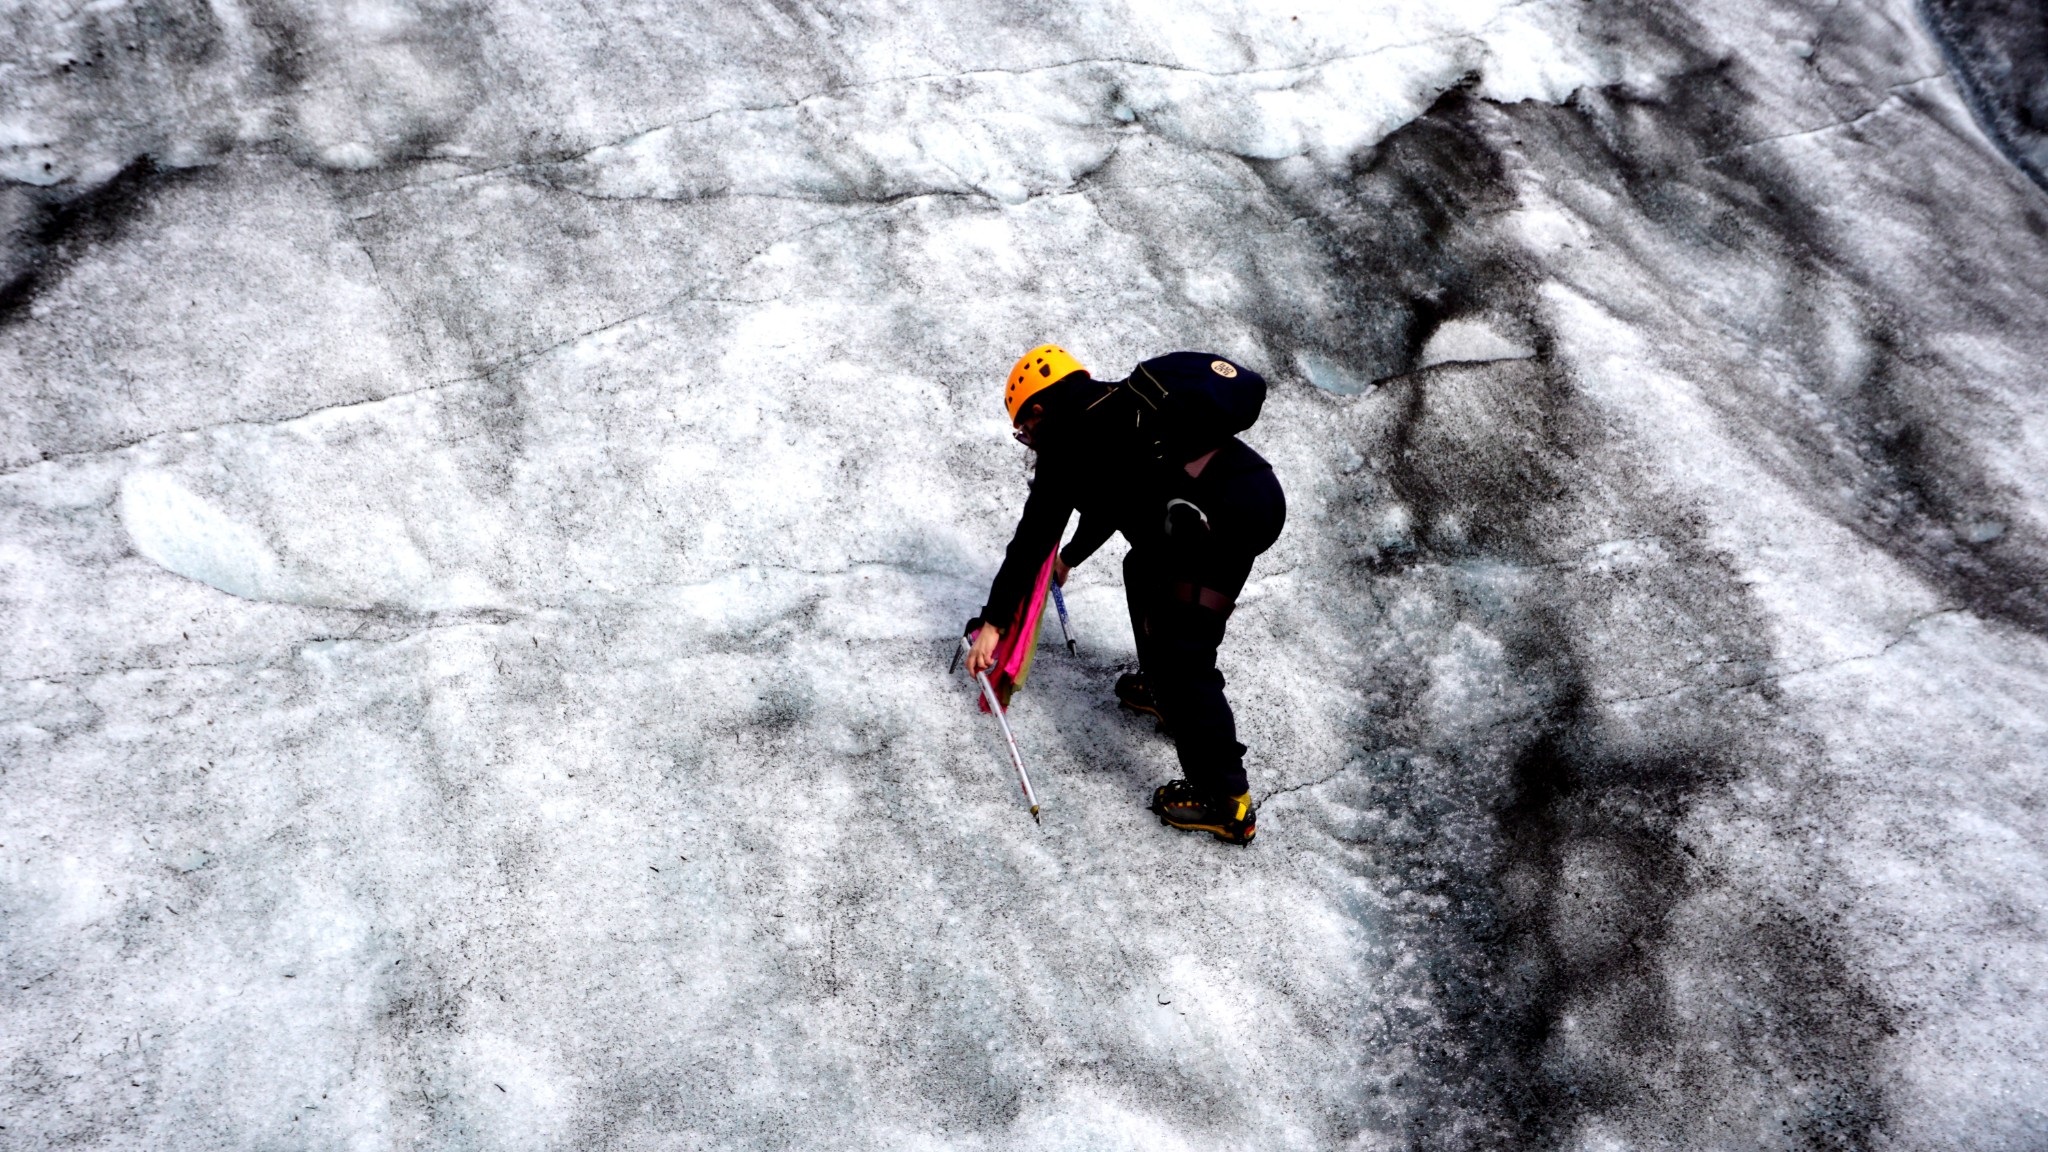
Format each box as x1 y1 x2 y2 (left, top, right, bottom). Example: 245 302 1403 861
963 344 1286 845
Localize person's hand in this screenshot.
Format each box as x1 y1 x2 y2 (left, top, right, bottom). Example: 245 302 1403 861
965 623 1002 677
1053 556 1071 587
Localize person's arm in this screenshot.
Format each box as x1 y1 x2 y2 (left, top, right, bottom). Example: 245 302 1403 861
977 476 1074 630
964 470 1074 674
1059 514 1115 570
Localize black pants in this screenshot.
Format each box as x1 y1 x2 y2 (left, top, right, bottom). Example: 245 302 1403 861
1123 446 1285 796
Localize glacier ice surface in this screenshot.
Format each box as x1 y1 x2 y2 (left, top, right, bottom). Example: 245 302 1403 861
3 0 2048 1148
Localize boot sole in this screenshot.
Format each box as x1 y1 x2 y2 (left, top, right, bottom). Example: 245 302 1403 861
1154 811 1256 845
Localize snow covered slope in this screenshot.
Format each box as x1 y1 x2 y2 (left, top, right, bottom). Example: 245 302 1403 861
3 0 2046 1147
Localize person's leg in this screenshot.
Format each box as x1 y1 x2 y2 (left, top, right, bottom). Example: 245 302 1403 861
1123 539 1239 765
1142 571 1256 843
1145 593 1247 794
1118 548 1169 721
1150 462 1287 796
1122 547 1160 676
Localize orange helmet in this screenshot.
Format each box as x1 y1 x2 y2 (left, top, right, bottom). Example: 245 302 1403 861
1005 344 1087 423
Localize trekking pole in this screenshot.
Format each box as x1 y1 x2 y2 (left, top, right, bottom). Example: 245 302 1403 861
961 647 1040 824
1050 583 1077 657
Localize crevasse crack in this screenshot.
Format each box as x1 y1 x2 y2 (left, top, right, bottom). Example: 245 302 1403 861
344 28 1512 201
1598 606 1966 706
1700 76 1948 162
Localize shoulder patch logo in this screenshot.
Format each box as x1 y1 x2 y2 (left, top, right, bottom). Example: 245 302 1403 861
1210 360 1238 378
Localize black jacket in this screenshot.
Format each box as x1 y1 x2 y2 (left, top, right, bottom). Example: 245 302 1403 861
974 371 1264 627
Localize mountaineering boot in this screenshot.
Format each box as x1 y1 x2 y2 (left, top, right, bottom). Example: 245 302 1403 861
1116 673 1168 732
1150 779 1257 845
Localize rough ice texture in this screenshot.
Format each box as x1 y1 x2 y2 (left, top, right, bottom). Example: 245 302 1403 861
1924 0 2048 188
2 0 2046 1148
